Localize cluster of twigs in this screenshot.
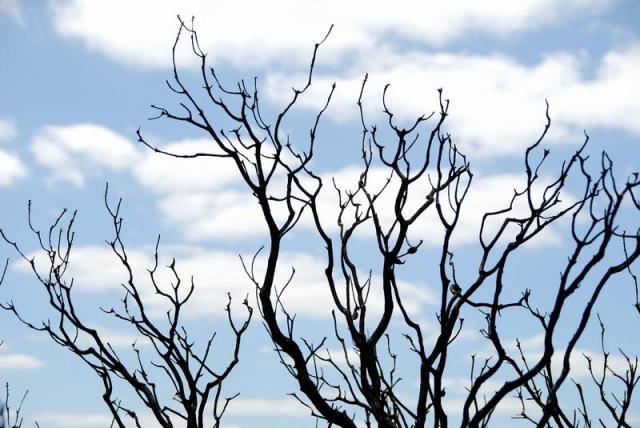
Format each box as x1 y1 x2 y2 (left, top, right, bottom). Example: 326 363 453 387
0 189 252 428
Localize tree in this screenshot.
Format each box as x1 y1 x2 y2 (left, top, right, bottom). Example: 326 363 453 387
135 20 640 428
0 383 32 428
0 337 35 428
2 18 640 428
0 192 252 428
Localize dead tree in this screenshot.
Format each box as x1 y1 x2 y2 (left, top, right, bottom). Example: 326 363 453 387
0 336 36 428
0 189 252 428
1 19 637 428
134 19 640 428
0 381 34 428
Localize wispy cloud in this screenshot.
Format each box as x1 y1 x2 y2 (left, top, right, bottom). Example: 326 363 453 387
226 397 308 417
266 43 640 157
0 0 23 24
0 150 27 188
30 124 140 188
33 413 113 428
0 117 18 143
32 411 245 428
0 117 27 187
0 351 44 370
13 244 435 319
49 0 612 69
26 120 571 247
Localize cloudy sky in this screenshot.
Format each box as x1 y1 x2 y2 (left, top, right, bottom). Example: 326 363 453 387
1 1 639 427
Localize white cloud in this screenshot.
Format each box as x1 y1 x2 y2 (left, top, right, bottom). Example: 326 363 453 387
30 124 140 188
504 333 634 380
25 120 570 248
132 139 260 240
32 411 243 428
157 190 265 240
317 347 360 369
567 349 633 379
177 247 436 318
266 42 640 157
0 0 23 24
555 43 640 134
33 413 113 428
13 244 435 319
133 139 238 194
14 244 155 292
226 397 307 417
77 325 152 348
310 166 566 247
628 414 640 425
0 351 44 370
443 376 504 397
442 396 523 417
265 52 572 157
0 149 27 188
0 118 26 187
247 251 435 318
47 2 631 159
28 129 260 240
0 117 17 143
49 0 611 69
133 146 568 246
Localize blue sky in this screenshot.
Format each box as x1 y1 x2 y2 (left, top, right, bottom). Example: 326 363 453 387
1 1 639 427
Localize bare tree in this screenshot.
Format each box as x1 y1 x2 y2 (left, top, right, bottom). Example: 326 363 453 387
0 335 36 428
133 19 640 428
0 382 35 428
0 189 252 428
1 18 638 428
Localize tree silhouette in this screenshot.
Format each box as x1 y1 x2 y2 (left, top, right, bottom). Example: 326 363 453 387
0 384 32 428
2 18 640 428
135 19 640 428
0 191 252 428
0 337 36 428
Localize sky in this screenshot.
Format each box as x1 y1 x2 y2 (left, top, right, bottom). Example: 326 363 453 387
0 1 639 427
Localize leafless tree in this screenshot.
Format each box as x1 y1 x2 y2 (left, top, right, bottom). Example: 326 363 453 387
0 382 35 428
0 188 253 428
0 336 36 428
1 18 638 428
132 19 640 428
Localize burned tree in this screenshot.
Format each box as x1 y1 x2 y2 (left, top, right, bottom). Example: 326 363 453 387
134 19 640 428
0 189 252 428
